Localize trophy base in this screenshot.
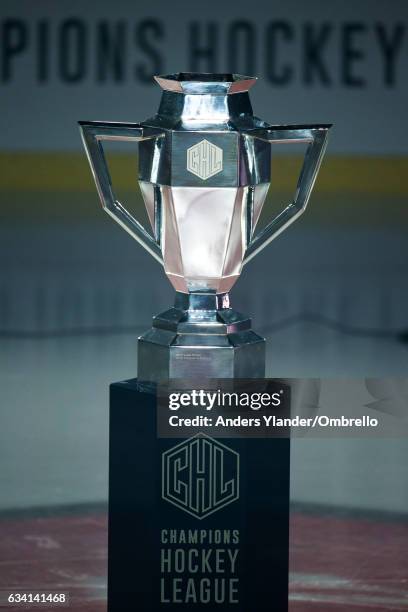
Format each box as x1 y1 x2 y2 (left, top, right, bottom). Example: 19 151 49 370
138 292 265 383
108 378 290 611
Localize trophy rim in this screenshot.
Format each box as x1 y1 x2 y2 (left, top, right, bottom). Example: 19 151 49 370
154 72 257 95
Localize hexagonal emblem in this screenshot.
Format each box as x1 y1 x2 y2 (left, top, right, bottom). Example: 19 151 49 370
162 433 239 520
186 139 223 180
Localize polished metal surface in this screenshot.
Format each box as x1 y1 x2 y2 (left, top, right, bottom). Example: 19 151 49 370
79 73 331 381
154 72 257 95
138 292 265 382
148 184 270 293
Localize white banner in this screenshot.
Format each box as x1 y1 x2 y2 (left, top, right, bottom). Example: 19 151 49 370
1 0 407 153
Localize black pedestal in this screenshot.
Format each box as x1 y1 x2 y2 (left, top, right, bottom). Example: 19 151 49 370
108 379 290 611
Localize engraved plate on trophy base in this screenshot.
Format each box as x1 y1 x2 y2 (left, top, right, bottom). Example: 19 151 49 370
138 334 265 381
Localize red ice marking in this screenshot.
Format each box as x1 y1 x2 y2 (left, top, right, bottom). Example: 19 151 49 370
0 511 406 611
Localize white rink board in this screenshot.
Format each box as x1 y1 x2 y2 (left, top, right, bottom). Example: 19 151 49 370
0 0 407 153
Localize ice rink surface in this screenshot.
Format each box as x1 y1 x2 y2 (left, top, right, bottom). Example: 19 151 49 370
1 218 408 514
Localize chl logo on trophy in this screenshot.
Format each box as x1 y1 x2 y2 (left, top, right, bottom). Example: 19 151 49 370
162 433 239 519
186 139 224 181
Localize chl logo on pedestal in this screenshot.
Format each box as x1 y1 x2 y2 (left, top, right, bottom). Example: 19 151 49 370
162 433 239 519
186 139 224 180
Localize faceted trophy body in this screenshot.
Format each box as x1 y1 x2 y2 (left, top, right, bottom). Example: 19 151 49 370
137 74 270 381
80 73 331 382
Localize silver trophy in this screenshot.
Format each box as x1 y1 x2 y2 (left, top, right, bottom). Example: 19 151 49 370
79 73 330 382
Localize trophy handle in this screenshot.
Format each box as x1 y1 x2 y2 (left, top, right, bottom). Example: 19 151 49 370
243 124 331 265
79 121 165 265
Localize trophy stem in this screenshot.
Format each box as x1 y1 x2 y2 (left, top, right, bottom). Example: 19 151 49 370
174 291 230 315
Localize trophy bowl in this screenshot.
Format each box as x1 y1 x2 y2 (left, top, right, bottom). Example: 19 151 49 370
79 73 331 382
